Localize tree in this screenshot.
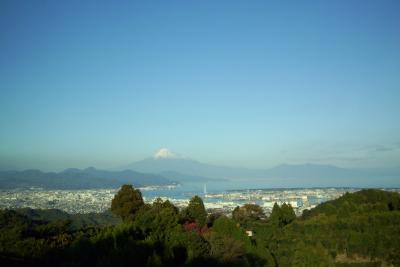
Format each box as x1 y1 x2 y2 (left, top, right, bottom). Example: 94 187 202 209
208 216 250 264
212 216 248 242
182 195 207 226
111 184 144 221
169 228 210 264
232 204 265 224
269 203 295 227
280 203 296 226
269 203 281 226
209 234 246 263
207 212 223 227
134 199 180 241
322 203 337 216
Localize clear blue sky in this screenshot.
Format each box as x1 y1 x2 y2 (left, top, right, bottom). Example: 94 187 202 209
1 0 399 171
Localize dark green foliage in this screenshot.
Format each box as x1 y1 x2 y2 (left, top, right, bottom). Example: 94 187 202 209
207 212 223 227
169 228 210 264
15 208 120 230
269 202 296 227
292 242 335 267
261 189 400 266
267 211 400 266
134 198 180 242
269 202 281 225
280 203 296 225
181 195 207 226
302 189 400 219
232 204 265 225
0 209 75 265
1 189 400 267
209 234 246 263
111 184 144 221
212 216 249 242
207 216 250 264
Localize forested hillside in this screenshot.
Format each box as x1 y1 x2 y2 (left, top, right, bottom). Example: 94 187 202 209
1 187 399 266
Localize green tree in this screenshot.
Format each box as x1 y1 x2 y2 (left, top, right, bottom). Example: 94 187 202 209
207 212 223 227
212 216 249 242
169 228 210 264
269 203 281 226
322 203 337 216
134 199 179 241
232 204 265 224
182 195 207 226
111 184 144 221
209 234 246 263
269 203 296 227
280 203 296 226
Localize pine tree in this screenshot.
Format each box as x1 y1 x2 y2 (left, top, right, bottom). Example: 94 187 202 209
111 184 144 221
183 195 207 226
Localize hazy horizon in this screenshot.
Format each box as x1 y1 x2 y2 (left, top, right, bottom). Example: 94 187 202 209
1 148 400 174
1 1 400 172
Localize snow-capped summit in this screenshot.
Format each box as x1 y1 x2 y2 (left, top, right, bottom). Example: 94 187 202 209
153 148 178 159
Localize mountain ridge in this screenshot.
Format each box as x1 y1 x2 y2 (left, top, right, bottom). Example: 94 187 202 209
121 156 400 187
0 168 175 189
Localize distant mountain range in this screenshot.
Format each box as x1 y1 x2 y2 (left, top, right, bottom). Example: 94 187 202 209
1 149 399 189
0 167 175 189
121 154 252 179
120 149 400 187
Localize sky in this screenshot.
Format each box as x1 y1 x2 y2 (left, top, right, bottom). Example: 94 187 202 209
1 0 400 171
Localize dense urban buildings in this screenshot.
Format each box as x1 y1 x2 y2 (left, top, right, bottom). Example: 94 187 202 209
2 187 399 216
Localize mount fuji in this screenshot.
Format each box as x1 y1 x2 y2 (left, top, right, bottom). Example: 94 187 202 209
120 149 400 187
